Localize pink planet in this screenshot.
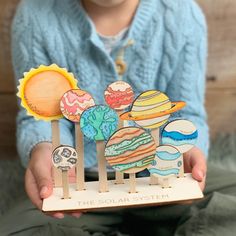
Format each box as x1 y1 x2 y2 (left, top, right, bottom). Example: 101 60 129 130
60 89 95 122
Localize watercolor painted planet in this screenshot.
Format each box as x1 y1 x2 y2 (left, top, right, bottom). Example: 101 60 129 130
17 64 78 121
162 119 198 153
80 105 118 141
104 81 134 111
52 145 78 171
60 89 95 122
120 90 185 129
105 127 156 174
148 145 182 177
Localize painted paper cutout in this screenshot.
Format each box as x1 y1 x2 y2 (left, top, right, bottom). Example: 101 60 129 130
162 119 198 153
60 89 95 122
52 145 78 171
104 81 134 110
120 90 185 129
17 64 78 121
80 105 118 141
148 145 182 177
105 127 156 174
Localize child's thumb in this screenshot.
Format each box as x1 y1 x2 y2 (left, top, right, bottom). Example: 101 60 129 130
33 165 53 199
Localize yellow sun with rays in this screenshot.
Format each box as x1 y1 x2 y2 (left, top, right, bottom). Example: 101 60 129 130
17 64 79 121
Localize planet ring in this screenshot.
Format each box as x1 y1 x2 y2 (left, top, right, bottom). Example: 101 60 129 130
120 101 186 121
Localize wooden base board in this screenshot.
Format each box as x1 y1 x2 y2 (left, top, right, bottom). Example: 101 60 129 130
42 173 203 212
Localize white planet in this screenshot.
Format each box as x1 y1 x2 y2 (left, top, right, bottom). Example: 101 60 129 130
148 145 182 178
52 145 78 171
162 119 198 153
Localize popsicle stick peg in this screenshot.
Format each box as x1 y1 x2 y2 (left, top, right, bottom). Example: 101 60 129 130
129 173 137 193
62 170 70 199
75 123 85 190
97 141 109 193
51 120 62 187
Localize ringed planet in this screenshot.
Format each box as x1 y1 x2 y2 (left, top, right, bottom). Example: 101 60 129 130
120 90 185 129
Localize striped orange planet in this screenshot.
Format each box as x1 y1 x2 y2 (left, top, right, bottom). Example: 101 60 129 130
105 127 156 174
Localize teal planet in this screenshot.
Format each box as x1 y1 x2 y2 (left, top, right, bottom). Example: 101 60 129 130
80 105 118 141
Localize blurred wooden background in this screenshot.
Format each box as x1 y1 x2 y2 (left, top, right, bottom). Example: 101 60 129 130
0 0 236 160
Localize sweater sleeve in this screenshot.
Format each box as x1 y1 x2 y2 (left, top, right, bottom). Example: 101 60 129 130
12 0 74 168
165 3 209 157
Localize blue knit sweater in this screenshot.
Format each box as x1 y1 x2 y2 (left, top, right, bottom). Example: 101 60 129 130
12 0 209 168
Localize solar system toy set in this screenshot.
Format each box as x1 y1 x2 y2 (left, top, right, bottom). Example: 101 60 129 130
17 64 203 212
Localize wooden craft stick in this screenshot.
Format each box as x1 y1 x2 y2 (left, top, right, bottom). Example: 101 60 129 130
178 154 184 178
149 175 159 185
62 170 70 199
151 128 160 146
97 141 109 192
149 128 160 185
114 110 125 184
115 171 124 184
129 173 137 193
162 178 170 188
51 120 62 187
75 123 85 190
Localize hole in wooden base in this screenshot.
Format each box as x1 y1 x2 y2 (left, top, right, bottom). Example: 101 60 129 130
76 188 86 191
99 190 110 193
61 197 71 200
162 186 169 189
114 182 125 185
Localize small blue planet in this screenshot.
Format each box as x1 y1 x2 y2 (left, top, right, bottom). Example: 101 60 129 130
148 145 181 177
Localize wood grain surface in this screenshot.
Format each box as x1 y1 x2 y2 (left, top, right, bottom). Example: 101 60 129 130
0 0 235 159
0 0 19 93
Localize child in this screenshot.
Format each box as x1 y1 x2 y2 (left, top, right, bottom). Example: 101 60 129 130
2 0 235 235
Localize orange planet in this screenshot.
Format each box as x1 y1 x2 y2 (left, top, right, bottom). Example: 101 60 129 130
17 64 78 121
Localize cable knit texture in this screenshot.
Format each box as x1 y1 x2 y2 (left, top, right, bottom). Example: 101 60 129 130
12 0 209 168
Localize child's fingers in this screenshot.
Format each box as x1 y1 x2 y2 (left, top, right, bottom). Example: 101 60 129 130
46 212 83 219
190 153 207 191
190 154 207 182
46 212 65 219
71 212 82 218
25 168 43 209
32 162 53 199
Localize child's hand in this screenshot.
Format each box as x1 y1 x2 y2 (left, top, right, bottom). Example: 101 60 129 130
184 147 207 191
25 142 81 219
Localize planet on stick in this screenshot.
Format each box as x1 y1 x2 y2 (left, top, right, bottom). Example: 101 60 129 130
52 145 78 171
120 90 185 129
60 89 95 122
105 127 156 174
80 105 118 141
104 81 134 110
162 119 198 153
148 145 182 177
